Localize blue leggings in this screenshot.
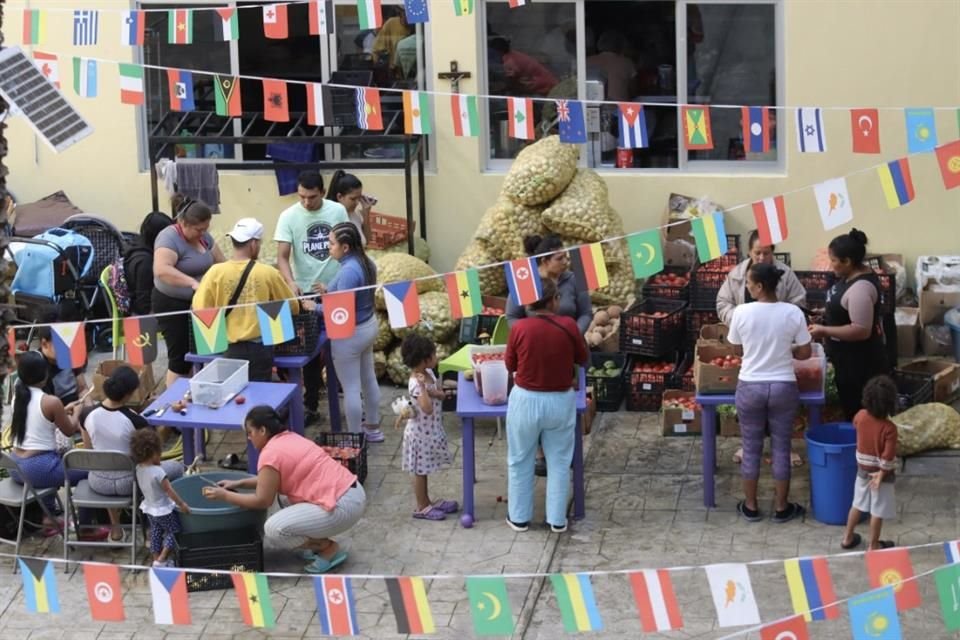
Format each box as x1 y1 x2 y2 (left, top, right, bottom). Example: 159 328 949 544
147 511 182 554
8 450 87 512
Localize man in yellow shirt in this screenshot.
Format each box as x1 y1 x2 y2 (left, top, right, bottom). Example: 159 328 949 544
193 218 300 381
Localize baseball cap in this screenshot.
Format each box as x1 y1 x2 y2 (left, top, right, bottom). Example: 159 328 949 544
226 218 264 243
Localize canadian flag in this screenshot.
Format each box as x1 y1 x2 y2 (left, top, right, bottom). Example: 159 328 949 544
751 195 788 247
33 51 60 88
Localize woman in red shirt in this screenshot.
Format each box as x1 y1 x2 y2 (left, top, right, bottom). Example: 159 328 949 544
504 279 588 533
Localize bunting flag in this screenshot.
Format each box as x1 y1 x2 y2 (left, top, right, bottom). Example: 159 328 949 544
72 57 98 99
19 559 59 614
404 0 431 24
505 258 544 306
357 0 384 30
741 106 771 153
232 573 275 628
451 94 481 137
50 322 86 369
118 63 145 106
167 9 193 45
309 1 334 34
7 327 16 358
256 300 296 346
629 570 683 633
306 83 329 126
167 69 196 112
263 79 290 122
569 243 609 292
627 230 664 279
877 158 916 209
383 281 421 329
851 108 881 154
682 106 713 150
618 103 648 149
191 308 228 355
214 76 242 117
453 0 475 16
557 100 588 144
704 563 761 628
403 91 432 134
509 0 528 7
905 107 937 153
120 10 145 46
445 270 483 319
314 576 360 635
33 51 60 88
83 563 125 622
323 290 357 340
507 97 535 140
214 9 239 42
797 107 827 152
356 87 384 130
752 195 788 246
865 548 921 611
935 140 960 190
760 615 809 640
691 212 729 264
784 556 840 621
72 10 99 46
551 573 603 632
149 568 192 626
22 9 47 46
263 4 289 39
385 577 435 634
123 315 159 366
813 176 854 231
848 587 900 640
466 577 514 636
945 540 960 564
934 563 960 631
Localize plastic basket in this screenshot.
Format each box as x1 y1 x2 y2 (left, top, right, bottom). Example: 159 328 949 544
174 528 263 592
689 268 729 311
315 431 367 484
586 352 626 412
668 353 696 391
619 298 687 356
892 370 933 412
626 388 663 412
626 355 677 404
686 310 720 345
367 213 410 249
274 312 320 356
641 266 691 301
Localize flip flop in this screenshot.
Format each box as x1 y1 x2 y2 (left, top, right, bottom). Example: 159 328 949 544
841 533 862 550
413 506 446 520
298 549 318 561
791 453 804 467
303 550 348 574
873 540 896 550
433 499 460 514
772 503 806 524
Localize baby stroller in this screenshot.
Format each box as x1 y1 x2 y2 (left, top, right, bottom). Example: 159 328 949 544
60 215 128 327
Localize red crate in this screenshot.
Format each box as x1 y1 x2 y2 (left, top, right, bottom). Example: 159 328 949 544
619 299 687 356
642 266 691 301
367 212 413 249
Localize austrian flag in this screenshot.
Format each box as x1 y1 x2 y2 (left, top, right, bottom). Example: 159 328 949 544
383 281 421 329
629 570 683 632
751 195 788 246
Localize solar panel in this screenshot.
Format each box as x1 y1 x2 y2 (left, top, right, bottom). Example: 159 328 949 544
0 47 93 153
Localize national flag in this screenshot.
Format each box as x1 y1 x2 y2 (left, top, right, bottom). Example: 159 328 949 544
123 316 159 366
306 83 330 127
191 308 228 355
263 79 289 122
796 107 826 152
214 76 242 117
33 51 60 88
214 9 239 42
118 63 145 106
691 212 729 264
256 300 296 346
7 327 16 359
323 290 357 340
557 100 587 144
149 568 191 626
507 97 535 140
935 140 960 190
905 107 937 153
504 258 544 307
704 563 761 628
551 573 603 632
466 577 514 636
72 57 98 99
356 87 383 130
445 270 483 319
751 195 788 246
357 0 384 30
50 322 87 369
383 281 421 329
509 0 527 7
945 540 960 564
851 108 881 154
934 563 960 631
618 103 648 148
629 569 683 632
451 94 480 137
83 563 125 622
813 177 854 231
877 158 915 209
385 577 435 634
167 9 193 45
865 548 921 611
760 615 809 640
627 230 664 279
73 10 99 46
167 69 196 112
263 4 289 39
741 106 771 153
309 1 334 34
569 243 608 292
848 587 901 640
784 556 840 622
23 9 47 46
18 559 59 614
404 0 430 23
682 106 713 150
120 10 145 46
232 572 275 628
453 0 475 16
403 91 432 134
314 576 360 635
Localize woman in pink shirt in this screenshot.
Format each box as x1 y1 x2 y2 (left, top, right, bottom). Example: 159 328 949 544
203 406 366 574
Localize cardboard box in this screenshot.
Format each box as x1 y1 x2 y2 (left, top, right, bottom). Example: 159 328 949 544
699 324 730 345
921 325 954 357
693 344 740 394
897 359 960 404
896 307 920 358
660 390 701 436
91 360 157 407
662 193 723 242
919 284 960 327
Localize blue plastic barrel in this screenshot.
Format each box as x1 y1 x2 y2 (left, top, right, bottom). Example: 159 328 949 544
805 423 858 525
171 471 266 534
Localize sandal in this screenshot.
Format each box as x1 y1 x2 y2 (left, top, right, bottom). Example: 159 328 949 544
772 503 805 524
841 533 862 550
413 505 446 521
791 453 804 467
737 500 763 523
303 550 348 574
871 540 896 550
432 499 459 514
218 453 247 471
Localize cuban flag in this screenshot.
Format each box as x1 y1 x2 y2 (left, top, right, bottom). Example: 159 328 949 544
945 540 960 564
383 280 421 329
618 103 648 149
741 106 770 153
505 258 544 307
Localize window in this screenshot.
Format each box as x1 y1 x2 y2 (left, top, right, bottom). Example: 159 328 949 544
483 0 780 171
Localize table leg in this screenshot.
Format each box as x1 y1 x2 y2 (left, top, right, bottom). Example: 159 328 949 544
702 405 717 509
808 404 822 429
461 417 475 528
182 428 195 468
246 439 260 474
572 412 585 520
324 342 342 433
287 367 306 436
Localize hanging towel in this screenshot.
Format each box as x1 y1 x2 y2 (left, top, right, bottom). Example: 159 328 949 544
266 142 319 196
155 159 178 198
175 161 221 213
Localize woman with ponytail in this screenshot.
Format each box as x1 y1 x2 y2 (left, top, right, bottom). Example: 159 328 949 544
327 170 374 245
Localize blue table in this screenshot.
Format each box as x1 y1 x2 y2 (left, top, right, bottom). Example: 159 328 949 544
455 369 587 528
143 379 297 473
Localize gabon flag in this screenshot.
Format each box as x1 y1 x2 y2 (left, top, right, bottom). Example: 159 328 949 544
569 243 609 292
383 281 421 329
83 563 125 622
123 315 159 366
323 290 357 339
865 548 922 611
445 270 483 319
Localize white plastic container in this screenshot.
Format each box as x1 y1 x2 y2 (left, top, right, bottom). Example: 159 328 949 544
469 344 507 394
794 343 826 394
479 361 509 405
190 358 250 408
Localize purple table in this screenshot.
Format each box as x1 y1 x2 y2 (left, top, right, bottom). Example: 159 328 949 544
143 379 297 473
456 369 587 528
695 390 825 508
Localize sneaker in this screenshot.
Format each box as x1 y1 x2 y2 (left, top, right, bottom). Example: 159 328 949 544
534 458 547 477
364 427 385 443
548 522 568 533
505 518 529 532
152 559 175 568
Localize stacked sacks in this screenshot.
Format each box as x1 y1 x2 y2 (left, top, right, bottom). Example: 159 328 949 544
386 340 456 386
373 252 443 310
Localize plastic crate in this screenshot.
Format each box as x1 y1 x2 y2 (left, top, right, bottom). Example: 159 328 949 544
174 528 263 592
368 212 410 249
892 370 933 412
626 389 663 412
458 315 501 345
668 353 696 391
619 298 687 356
641 266 691 301
274 312 321 356
586 352 626 412
689 268 729 310
686 310 720 345
626 355 677 397
315 431 368 484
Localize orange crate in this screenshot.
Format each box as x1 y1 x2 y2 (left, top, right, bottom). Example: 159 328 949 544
368 212 415 249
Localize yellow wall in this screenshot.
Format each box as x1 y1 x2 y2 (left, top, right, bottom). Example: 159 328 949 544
7 1 960 279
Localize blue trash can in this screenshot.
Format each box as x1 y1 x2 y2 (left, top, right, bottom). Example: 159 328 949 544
805 423 858 525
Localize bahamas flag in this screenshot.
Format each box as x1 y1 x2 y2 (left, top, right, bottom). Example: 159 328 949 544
192 308 228 355
123 315 159 366
232 573 275 628
784 556 840 621
50 322 87 369
445 270 483 319
550 573 603 632
877 158 915 209
256 300 295 346
19 558 59 614
691 212 729 264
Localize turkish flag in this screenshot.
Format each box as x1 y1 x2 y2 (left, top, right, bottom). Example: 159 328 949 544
263 79 289 123
865 548 922 611
760 615 808 640
850 108 881 154
83 563 125 621
322 291 356 340
262 3 289 39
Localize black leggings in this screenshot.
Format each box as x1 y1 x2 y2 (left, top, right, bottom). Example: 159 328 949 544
152 289 193 376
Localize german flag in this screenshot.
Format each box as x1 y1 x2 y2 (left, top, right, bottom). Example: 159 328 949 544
569 243 609 292
123 315 158 366
385 577 435 634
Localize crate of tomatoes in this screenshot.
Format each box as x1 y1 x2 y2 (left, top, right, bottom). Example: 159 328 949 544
660 390 702 436
686 310 720 346
641 267 691 301
619 298 687 357
626 357 677 411
668 353 695 392
795 271 833 317
693 344 742 394
315 432 367 484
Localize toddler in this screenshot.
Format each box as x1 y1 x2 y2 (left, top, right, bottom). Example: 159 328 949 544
132 429 190 567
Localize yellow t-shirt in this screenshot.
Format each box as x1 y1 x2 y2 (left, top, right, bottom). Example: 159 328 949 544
193 260 301 343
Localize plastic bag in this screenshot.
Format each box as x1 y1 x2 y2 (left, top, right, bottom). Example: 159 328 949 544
893 402 960 456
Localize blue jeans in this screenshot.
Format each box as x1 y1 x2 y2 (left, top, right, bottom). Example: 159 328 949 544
506 386 575 527
9 450 88 512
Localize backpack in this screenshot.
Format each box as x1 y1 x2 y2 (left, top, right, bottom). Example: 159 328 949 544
108 255 132 316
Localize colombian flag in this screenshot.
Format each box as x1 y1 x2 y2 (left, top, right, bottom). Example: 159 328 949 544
569 243 609 292
50 322 87 369
505 258 543 307
445 269 483 319
691 212 728 264
784 556 840 621
191 308 228 355
550 573 603 632
232 573 275 628
256 300 295 346
385 577 435 634
877 158 915 209
315 576 360 635
383 281 421 329
19 559 59 614
123 315 159 366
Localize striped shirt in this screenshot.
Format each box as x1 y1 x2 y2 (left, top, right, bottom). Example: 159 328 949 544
854 409 898 475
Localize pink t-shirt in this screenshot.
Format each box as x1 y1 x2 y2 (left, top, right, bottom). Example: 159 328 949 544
257 431 356 511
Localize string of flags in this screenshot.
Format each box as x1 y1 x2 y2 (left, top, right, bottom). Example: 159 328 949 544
7 541 960 637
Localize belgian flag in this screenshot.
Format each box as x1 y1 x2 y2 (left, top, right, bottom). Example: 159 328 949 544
123 315 158 366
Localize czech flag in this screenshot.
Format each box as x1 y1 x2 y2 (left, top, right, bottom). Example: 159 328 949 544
741 106 771 153
149 568 191 625
383 280 421 329
167 69 195 112
877 157 915 209
505 258 543 306
50 322 86 369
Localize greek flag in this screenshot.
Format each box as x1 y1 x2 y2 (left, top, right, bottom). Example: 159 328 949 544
73 10 99 46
